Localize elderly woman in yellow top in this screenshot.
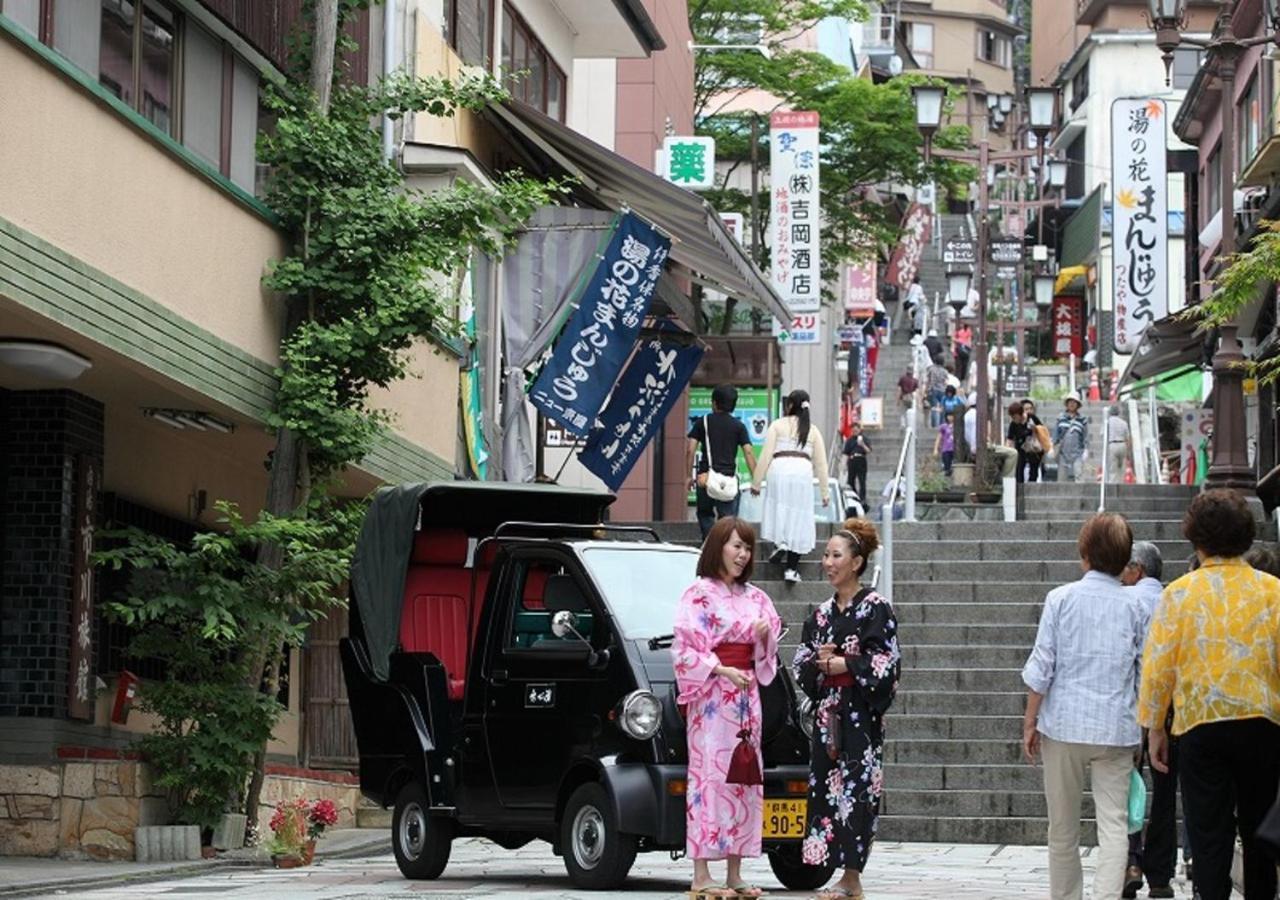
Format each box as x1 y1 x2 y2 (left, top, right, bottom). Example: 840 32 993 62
1138 489 1280 900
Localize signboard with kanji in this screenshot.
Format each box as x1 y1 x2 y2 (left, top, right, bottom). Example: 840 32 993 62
1051 295 1084 359
1004 371 1031 395
843 260 877 316
662 135 716 190
769 110 821 315
988 238 1023 264
68 456 98 721
1112 98 1168 353
720 212 744 243
885 202 932 290
775 313 820 344
943 236 975 265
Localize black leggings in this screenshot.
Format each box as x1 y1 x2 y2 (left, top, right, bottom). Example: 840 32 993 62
785 551 801 571
1016 449 1042 483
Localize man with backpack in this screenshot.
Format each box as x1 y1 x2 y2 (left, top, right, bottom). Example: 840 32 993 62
686 384 758 539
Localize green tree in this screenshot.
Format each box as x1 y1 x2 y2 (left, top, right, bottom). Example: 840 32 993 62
690 0 971 329
1189 221 1280 383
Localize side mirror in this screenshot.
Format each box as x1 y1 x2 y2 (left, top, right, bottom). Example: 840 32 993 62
551 609 579 639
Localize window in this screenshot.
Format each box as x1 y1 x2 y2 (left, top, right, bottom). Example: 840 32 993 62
861 9 894 50
1069 61 1089 112
504 559 594 651
1 0 41 37
1171 48 1203 91
1238 74 1262 171
905 21 933 69
443 0 491 68
501 4 566 121
99 0 177 136
1205 145 1221 229
978 30 1010 68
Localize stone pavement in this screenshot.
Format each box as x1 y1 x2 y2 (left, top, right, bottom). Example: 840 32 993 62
12 836 1207 899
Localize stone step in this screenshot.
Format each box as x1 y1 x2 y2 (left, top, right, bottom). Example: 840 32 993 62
882 788 1093 819
895 623 1039 646
891 601 1042 625
889 520 1190 541
905 667 1026 692
1021 483 1197 498
356 805 392 829
895 691 1026 716
901 645 1030 668
890 713 1023 739
886 738 1024 765
1022 497 1192 513
877 814 1079 845
892 538 1190 562
885 762 1042 792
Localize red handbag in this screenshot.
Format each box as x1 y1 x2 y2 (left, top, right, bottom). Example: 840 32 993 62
726 706 763 785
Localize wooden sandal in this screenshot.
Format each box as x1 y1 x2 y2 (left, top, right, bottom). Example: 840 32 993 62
729 883 766 898
816 888 864 900
689 886 736 900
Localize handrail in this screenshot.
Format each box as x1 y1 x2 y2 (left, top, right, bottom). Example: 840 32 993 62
879 401 917 605
886 411 915 509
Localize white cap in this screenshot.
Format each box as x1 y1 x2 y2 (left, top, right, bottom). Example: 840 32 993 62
1064 391 1082 404
967 393 978 406
927 328 938 337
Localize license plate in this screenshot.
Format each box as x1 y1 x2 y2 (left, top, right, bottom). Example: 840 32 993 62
762 798 805 839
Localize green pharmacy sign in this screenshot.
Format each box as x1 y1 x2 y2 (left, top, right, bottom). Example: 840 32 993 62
662 135 716 190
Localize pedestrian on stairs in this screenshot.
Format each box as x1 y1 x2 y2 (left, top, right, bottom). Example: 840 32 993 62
753 389 829 585
897 368 919 428
904 274 925 335
954 322 973 381
1139 490 1280 900
925 359 949 428
1054 392 1089 482
686 385 758 540
1006 402 1043 484
843 423 871 505
792 519 900 900
934 410 956 476
1021 513 1146 900
1106 405 1131 483
923 328 944 362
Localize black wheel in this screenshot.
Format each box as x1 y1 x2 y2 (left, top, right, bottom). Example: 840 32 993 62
559 782 637 890
768 842 836 891
391 781 452 880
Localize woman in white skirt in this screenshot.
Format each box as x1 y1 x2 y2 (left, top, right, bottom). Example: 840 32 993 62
752 389 829 584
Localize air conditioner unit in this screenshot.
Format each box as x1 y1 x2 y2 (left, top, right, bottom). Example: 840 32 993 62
714 14 764 46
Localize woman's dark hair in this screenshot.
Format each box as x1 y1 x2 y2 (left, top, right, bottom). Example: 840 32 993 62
833 518 880 576
1007 402 1025 417
697 516 755 585
1184 489 1255 558
785 389 811 449
1077 513 1133 576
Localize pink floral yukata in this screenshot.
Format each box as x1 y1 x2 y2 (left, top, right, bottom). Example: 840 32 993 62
672 576 782 860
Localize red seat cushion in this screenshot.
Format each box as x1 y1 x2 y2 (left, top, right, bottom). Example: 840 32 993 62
522 568 549 610
400 529 472 700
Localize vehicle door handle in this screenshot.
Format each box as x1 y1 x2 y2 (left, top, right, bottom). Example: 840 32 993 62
491 669 509 686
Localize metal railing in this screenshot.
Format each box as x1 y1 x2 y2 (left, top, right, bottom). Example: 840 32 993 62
878 403 917 603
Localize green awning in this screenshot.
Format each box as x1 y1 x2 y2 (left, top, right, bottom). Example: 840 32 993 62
1061 186 1103 268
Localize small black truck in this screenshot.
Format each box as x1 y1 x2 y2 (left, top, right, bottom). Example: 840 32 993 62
340 482 827 890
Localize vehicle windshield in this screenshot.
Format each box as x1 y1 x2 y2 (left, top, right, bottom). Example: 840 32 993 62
580 546 698 639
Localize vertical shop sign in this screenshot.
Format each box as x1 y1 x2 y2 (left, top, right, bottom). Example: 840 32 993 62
885 203 932 291
844 260 877 316
529 212 670 437
1111 98 1167 353
1051 295 1084 359
68 456 99 720
770 110 821 315
578 337 704 491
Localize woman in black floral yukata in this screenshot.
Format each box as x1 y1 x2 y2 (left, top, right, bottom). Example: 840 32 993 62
792 518 900 900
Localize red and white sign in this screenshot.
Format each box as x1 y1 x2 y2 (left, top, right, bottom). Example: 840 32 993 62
770 110 821 316
885 203 932 291
1052 295 1085 359
777 313 820 344
843 260 877 316
1112 98 1168 353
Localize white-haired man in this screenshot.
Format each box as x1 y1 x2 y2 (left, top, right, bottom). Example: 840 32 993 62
1120 541 1178 899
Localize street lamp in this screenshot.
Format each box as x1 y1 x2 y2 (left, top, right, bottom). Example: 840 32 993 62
913 85 945 153
1146 1 1271 491
998 93 1013 115
947 269 972 309
1047 158 1069 190
1033 272 1055 308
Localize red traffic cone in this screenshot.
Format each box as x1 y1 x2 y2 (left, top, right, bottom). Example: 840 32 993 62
1087 368 1101 402
1108 369 1120 401
1125 457 1136 484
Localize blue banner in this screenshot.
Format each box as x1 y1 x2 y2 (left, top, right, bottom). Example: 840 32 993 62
530 212 671 436
578 335 704 492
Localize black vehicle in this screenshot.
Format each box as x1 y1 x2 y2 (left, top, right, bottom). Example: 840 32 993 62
339 482 828 890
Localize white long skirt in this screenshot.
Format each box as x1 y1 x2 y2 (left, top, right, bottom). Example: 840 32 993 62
760 457 816 554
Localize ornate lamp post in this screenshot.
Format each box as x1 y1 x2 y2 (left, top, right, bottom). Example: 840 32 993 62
1146 0 1272 490
913 83 1062 464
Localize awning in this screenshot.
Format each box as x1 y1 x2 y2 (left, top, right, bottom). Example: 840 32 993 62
487 101 791 323
1117 313 1208 393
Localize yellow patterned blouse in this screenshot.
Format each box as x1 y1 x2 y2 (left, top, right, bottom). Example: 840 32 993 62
1137 556 1280 735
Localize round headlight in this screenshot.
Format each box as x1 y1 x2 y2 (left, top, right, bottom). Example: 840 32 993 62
797 694 815 740
619 690 662 740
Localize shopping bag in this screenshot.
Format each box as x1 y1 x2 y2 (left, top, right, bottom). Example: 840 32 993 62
1128 768 1147 835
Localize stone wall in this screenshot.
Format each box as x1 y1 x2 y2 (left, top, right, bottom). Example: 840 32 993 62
0 754 361 858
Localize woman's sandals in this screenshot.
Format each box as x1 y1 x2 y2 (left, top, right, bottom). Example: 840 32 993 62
815 887 863 900
688 886 766 900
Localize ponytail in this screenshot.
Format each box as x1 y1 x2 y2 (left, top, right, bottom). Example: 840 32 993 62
786 389 811 449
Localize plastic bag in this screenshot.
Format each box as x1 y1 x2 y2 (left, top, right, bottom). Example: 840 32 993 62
1128 768 1147 834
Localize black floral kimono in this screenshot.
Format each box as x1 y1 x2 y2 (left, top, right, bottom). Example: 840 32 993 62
792 588 900 872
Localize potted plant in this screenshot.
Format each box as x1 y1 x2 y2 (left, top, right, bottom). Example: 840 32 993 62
305 799 339 861
267 800 310 867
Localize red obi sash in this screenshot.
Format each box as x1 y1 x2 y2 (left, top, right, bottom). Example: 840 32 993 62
824 671 854 688
714 642 753 669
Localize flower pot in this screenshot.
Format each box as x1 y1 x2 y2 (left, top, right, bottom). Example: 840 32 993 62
212 813 247 851
302 839 316 865
950 462 975 488
272 853 305 869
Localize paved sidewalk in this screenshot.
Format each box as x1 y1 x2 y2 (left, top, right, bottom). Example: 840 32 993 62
8 836 1211 899
0 828 388 898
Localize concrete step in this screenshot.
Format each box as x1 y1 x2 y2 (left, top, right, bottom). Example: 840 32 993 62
905 667 1026 692
892 601 1041 625
890 713 1023 739
1021 483 1197 499
356 805 392 829
901 645 1030 668
1024 497 1192 513
882 788 1092 819
889 519 1190 541
895 623 1039 645
886 738 1024 765
878 814 1079 845
892 538 1190 562
895 691 1026 716
886 762 1043 792
894 581 1050 603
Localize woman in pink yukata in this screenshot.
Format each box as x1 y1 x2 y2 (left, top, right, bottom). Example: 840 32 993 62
793 519 899 900
672 516 783 899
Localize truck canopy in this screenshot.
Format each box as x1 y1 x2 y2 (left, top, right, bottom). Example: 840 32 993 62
350 481 613 681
